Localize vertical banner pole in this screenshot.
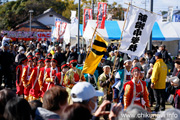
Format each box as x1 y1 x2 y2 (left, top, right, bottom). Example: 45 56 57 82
78 0 81 53
111 3 131 74
148 0 153 50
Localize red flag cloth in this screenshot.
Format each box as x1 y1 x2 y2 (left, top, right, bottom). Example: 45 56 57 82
83 9 93 31
100 15 106 29
97 2 107 29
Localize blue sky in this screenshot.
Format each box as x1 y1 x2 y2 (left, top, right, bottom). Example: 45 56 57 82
9 0 180 13
74 0 180 13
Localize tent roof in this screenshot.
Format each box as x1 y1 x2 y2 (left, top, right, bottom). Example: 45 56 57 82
83 20 180 41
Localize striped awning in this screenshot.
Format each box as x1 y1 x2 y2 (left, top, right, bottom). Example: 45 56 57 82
83 20 180 41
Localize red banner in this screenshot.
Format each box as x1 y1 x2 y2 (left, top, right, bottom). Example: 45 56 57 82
97 2 107 29
55 21 67 40
1 31 51 41
83 9 93 31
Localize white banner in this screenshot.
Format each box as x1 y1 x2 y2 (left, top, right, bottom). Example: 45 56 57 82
71 11 78 24
119 5 156 57
167 6 173 22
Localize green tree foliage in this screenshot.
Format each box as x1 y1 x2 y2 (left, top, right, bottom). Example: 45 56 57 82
0 0 123 30
107 2 124 20
0 0 67 30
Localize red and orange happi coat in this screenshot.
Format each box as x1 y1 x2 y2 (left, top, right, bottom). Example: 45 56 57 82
56 72 65 87
124 79 150 109
43 67 60 90
16 65 25 95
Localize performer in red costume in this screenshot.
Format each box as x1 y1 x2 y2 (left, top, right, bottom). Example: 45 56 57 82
33 57 38 67
38 58 51 99
21 58 34 100
28 59 44 101
123 66 151 112
55 61 69 87
43 57 60 90
16 56 28 96
64 57 85 89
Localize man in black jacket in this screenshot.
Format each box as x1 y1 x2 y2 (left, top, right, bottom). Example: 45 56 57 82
54 45 66 67
0 43 14 88
67 46 78 63
159 44 169 64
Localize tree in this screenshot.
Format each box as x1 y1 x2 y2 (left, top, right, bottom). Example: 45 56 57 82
0 0 124 30
0 0 68 30
107 3 124 20
161 11 167 15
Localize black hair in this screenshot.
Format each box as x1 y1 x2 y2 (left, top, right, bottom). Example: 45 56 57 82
29 100 42 119
0 89 16 117
63 103 92 120
4 98 32 120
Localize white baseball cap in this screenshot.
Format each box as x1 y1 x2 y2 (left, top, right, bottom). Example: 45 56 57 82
71 82 104 102
18 46 24 52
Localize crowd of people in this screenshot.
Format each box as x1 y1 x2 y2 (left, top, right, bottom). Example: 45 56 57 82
0 33 180 120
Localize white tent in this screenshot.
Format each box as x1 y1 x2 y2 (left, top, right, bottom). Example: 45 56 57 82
83 20 180 41
63 23 83 46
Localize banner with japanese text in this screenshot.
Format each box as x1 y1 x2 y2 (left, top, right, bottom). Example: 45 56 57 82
97 2 107 29
83 9 93 31
37 32 51 39
1 31 51 41
55 21 67 40
119 5 156 57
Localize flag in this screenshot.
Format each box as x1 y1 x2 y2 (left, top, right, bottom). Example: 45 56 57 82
55 21 67 40
71 11 78 24
83 9 93 31
82 34 108 75
97 2 107 29
51 26 56 42
119 5 156 57
167 6 173 22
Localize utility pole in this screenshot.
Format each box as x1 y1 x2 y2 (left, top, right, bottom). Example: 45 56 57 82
148 0 153 50
77 0 81 53
29 10 34 33
92 0 94 19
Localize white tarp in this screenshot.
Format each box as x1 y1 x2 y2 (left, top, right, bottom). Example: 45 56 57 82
83 20 180 42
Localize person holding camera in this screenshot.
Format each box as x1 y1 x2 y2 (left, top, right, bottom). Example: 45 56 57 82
97 65 114 120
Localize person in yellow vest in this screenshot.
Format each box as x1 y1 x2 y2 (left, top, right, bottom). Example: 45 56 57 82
64 57 86 89
151 52 167 112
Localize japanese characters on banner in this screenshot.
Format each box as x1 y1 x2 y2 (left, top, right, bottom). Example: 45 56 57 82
37 32 51 38
119 5 156 57
1 31 51 40
55 21 67 40
97 2 107 29
83 9 93 31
